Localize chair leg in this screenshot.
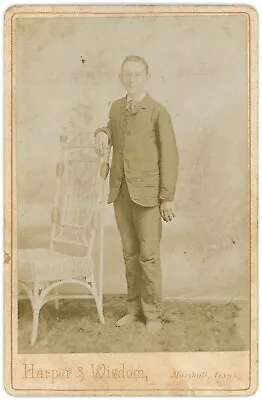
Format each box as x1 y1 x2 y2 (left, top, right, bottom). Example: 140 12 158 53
90 277 105 324
97 296 105 324
30 283 40 345
31 306 40 345
54 288 59 310
94 292 105 324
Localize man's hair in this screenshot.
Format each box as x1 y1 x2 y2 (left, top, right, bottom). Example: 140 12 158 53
121 55 149 75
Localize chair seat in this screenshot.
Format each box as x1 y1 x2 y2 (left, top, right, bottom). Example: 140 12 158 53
18 248 93 283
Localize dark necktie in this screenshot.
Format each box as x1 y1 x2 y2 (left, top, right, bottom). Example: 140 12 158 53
126 99 135 113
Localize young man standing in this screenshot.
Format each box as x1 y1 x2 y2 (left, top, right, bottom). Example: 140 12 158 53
95 55 179 334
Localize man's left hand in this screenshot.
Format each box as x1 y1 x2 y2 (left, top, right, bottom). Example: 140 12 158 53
160 200 175 222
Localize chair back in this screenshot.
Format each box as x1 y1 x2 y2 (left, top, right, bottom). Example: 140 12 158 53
50 134 105 258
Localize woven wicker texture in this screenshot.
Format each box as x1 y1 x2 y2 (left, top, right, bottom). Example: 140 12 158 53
18 135 106 344
18 248 93 283
53 135 100 248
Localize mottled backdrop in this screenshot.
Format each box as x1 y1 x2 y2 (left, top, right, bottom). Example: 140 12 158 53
15 15 249 299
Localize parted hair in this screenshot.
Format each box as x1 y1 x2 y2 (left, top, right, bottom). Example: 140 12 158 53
121 55 149 75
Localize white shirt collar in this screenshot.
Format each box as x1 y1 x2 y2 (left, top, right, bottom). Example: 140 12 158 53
126 92 147 104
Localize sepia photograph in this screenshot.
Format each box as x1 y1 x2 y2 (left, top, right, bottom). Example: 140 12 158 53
4 4 258 395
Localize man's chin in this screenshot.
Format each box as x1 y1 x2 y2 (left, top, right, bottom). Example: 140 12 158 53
126 88 139 94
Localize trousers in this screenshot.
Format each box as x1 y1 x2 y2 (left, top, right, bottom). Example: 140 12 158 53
113 178 162 321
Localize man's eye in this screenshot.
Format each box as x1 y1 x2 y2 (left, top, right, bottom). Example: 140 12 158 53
123 73 143 78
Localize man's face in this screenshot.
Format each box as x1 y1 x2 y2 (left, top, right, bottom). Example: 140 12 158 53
120 61 148 96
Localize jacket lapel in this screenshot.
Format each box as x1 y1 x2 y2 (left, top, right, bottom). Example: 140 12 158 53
117 93 151 116
130 94 151 115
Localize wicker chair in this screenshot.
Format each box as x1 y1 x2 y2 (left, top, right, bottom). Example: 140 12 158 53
18 134 109 345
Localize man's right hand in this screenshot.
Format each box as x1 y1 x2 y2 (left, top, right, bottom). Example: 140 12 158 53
94 131 109 156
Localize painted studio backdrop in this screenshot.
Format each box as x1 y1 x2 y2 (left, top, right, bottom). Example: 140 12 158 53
16 15 249 300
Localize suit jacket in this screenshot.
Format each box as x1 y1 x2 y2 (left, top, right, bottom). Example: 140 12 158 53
95 94 179 206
